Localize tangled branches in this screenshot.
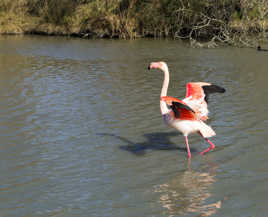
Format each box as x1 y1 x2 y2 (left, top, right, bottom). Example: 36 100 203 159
172 0 262 48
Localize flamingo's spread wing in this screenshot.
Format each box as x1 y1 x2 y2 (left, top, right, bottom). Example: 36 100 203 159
184 82 226 120
161 96 186 106
185 82 210 100
161 96 196 120
186 82 225 102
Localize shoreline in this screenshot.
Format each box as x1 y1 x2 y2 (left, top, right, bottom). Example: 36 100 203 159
1 27 267 50
0 9 267 48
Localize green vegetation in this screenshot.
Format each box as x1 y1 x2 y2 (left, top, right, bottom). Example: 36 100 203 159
0 0 267 47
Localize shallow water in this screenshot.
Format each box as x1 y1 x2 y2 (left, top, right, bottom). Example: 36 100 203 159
0 35 268 216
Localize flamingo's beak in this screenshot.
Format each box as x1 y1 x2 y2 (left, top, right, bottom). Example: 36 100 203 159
148 62 162 70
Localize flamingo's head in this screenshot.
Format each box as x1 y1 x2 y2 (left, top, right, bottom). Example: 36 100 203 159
148 61 168 72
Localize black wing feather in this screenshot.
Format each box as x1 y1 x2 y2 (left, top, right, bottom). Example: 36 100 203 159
202 85 225 103
171 101 195 118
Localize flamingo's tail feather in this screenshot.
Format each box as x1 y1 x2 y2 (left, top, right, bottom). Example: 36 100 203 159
199 121 216 138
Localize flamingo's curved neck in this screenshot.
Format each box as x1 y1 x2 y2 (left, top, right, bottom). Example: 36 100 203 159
160 65 170 115
161 67 169 97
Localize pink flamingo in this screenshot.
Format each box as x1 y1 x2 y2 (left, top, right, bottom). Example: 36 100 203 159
148 61 225 158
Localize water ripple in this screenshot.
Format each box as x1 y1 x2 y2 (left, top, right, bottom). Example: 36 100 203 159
0 37 268 217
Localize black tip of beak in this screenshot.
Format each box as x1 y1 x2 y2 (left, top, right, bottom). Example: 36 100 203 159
148 65 151 70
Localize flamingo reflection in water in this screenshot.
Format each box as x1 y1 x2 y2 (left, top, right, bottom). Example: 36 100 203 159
154 160 223 217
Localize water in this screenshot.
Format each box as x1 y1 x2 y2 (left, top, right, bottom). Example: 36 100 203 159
0 35 267 217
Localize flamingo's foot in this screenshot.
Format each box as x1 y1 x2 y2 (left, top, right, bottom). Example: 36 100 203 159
200 145 215 155
200 148 213 155
200 138 215 156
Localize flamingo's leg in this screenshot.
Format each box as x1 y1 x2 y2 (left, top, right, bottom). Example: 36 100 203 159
200 138 215 155
185 136 191 158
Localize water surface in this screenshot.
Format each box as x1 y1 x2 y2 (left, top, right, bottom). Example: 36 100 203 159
0 35 268 216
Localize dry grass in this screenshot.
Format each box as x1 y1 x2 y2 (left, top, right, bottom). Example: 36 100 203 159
0 11 39 34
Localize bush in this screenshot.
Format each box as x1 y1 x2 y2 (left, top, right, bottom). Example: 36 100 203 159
0 0 267 46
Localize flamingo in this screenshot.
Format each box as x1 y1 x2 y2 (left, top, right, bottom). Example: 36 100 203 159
148 61 225 158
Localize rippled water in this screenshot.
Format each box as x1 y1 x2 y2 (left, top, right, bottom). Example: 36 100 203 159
0 35 268 216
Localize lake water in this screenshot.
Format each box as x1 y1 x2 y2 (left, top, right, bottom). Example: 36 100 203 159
0 35 268 217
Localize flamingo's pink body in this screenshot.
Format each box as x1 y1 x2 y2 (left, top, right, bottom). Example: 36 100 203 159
148 61 225 158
